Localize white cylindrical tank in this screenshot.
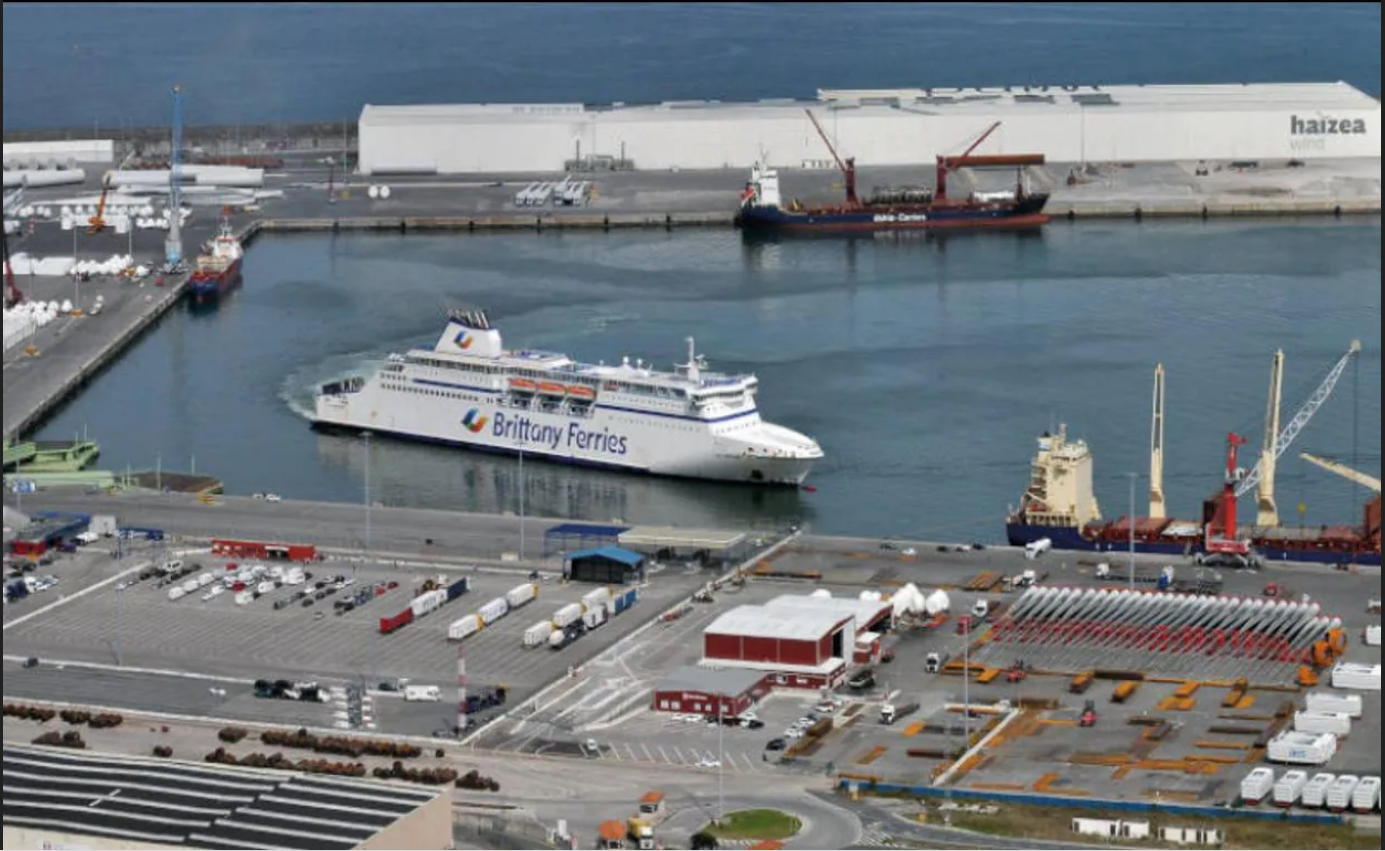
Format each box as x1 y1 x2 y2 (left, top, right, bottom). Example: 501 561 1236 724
379 185 391 198
368 185 380 199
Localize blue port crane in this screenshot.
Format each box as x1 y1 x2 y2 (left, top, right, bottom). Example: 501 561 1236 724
164 84 184 269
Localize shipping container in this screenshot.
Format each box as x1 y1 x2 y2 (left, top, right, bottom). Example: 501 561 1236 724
404 685 441 702
446 577 471 602
1268 731 1337 766
448 615 483 642
1301 773 1335 809
553 603 583 629
506 582 538 609
1273 770 1309 808
1326 776 1360 813
411 590 444 618
478 597 510 626
1331 662 1381 691
379 608 413 635
1367 625 1381 647
1294 711 1352 737
1239 767 1275 805
1351 777 1381 814
524 620 555 648
1305 692 1364 719
581 587 612 613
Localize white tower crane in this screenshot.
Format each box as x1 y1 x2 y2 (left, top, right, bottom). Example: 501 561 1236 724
1235 340 1362 524
1149 363 1166 520
1256 350 1285 527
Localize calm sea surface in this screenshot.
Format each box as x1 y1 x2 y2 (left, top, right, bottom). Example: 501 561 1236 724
38 222 1382 539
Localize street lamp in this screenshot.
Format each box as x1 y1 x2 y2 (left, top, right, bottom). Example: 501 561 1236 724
362 431 373 560
716 693 725 826
517 442 526 561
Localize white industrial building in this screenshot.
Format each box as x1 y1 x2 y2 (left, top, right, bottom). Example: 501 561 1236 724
3 139 114 169
358 82 1380 175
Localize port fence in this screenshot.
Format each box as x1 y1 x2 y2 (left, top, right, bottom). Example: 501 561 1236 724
839 781 1347 826
452 807 557 850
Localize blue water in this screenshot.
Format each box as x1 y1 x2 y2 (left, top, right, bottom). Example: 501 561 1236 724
3 2 1380 130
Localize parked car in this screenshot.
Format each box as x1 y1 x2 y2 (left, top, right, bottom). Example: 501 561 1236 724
765 738 787 752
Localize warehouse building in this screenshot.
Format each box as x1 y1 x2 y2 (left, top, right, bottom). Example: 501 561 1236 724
702 604 853 690
1 746 450 850
543 521 629 555
358 82 1380 175
616 525 750 564
652 665 769 718
763 593 894 634
564 546 646 585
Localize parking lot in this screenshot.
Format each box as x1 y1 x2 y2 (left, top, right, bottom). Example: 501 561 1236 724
1 550 719 736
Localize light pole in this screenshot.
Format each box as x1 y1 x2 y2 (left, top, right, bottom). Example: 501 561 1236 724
362 431 373 568
114 585 124 667
716 693 725 826
1127 472 1137 589
517 442 526 561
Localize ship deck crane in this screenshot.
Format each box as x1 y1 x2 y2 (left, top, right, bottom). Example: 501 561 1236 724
1300 453 1380 493
1235 340 1362 526
935 121 1045 202
803 108 857 207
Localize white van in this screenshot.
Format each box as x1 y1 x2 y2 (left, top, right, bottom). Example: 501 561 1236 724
1024 538 1052 560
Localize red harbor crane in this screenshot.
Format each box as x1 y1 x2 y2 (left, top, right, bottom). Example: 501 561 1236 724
935 121 1046 202
804 108 859 207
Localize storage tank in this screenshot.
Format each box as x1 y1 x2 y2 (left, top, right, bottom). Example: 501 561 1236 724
553 603 583 629
448 615 482 642
1273 770 1309 808
478 597 510 626
1326 776 1361 813
524 620 555 649
505 582 538 609
1302 773 1335 809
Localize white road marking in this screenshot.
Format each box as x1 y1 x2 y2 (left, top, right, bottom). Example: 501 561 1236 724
3 561 152 632
641 743 654 762
657 746 671 764
2 654 256 686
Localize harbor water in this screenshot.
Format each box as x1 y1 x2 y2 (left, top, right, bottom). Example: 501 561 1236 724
37 220 1382 540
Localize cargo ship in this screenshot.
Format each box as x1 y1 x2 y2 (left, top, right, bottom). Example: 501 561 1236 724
187 216 244 308
1006 347 1379 568
735 113 1050 233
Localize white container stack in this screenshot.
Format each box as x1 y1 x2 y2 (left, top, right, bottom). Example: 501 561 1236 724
478 597 510 626
1294 711 1352 737
1267 731 1337 766
1239 767 1275 805
1301 773 1335 809
411 589 446 618
524 620 555 649
1326 776 1360 813
505 582 538 610
1352 777 1381 814
1331 662 1381 691
1273 770 1309 808
448 615 482 642
1305 692 1364 719
552 603 583 629
581 587 612 613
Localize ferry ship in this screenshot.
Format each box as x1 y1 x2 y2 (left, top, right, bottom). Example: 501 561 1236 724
188 216 244 307
312 310 823 485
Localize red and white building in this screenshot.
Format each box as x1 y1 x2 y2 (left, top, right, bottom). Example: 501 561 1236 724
701 605 854 691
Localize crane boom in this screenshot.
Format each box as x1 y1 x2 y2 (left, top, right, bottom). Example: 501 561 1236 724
1300 453 1380 493
803 108 857 206
1236 340 1362 499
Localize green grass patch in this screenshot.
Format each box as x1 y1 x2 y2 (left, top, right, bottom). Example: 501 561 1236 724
704 809 802 841
940 803 1376 851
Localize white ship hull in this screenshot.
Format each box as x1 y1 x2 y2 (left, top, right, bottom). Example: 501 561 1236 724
311 312 822 486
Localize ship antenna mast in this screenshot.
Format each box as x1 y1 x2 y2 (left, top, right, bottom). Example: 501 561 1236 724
804 108 857 207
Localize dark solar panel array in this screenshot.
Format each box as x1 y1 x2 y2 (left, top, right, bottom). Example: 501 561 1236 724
3 746 436 850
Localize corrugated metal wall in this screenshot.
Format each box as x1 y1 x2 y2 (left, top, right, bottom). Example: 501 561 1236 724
360 106 1382 175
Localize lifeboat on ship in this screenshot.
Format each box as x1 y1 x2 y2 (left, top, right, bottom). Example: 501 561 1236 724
538 381 567 396
510 378 537 393
567 384 596 401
